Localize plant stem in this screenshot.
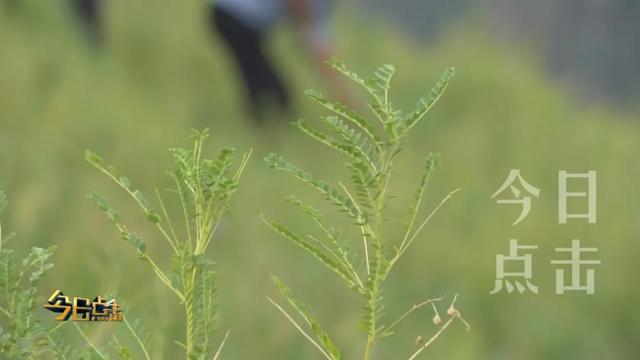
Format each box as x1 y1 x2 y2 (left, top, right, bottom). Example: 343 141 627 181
385 188 460 280
407 317 455 360
94 165 178 253
339 182 370 275
382 298 443 336
73 323 107 360
140 253 185 302
268 297 333 360
212 330 230 360
364 336 375 360
183 268 196 359
123 316 152 360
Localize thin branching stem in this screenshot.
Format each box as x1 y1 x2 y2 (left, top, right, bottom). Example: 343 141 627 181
339 182 371 275
212 330 230 360
92 165 179 253
386 188 460 279
73 323 107 360
113 223 185 302
201 214 222 254
305 208 365 289
123 316 152 360
307 235 344 268
402 188 460 251
0 305 10 318
398 169 430 257
48 321 65 334
46 322 69 360
140 253 185 302
310 233 364 291
407 294 470 360
172 173 194 248
233 149 254 182
407 316 455 360
155 188 180 249
383 297 443 336
267 297 333 360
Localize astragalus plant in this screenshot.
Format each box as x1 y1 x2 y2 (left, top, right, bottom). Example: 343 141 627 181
263 59 469 359
86 130 251 359
0 188 69 359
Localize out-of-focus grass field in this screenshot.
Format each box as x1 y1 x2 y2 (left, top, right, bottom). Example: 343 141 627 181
1 2 639 359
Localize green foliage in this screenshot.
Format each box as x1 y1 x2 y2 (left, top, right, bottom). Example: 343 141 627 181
189 259 218 358
0 189 159 360
86 130 251 359
105 304 154 360
0 188 69 359
271 275 341 360
0 190 14 246
264 61 465 359
264 154 363 223
262 218 358 290
61 300 156 360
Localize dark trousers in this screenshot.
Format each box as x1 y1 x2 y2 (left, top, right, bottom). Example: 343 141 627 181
212 6 290 122
72 0 102 45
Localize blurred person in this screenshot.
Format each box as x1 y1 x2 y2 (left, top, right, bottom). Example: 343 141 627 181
210 0 339 123
71 0 103 45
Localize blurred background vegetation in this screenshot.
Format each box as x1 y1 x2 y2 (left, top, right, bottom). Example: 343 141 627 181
0 0 638 359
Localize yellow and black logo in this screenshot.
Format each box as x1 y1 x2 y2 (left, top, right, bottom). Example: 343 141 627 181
43 290 123 321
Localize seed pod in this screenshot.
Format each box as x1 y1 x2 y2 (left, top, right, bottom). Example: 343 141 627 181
432 313 442 325
415 336 424 346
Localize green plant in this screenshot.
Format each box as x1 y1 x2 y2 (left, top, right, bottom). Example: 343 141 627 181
70 298 160 360
0 188 169 360
0 188 70 359
263 59 469 359
86 129 251 359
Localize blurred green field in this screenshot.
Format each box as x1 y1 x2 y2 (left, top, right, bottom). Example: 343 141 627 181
1 2 639 359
